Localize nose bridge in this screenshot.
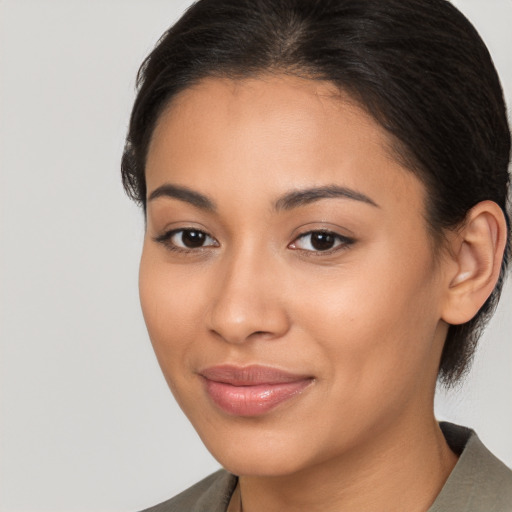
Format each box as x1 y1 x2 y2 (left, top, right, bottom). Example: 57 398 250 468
206 242 289 344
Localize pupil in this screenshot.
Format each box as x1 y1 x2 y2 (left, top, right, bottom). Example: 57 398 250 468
311 232 335 251
182 230 206 248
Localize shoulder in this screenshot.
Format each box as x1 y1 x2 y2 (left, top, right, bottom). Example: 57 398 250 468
430 422 512 512
140 469 237 512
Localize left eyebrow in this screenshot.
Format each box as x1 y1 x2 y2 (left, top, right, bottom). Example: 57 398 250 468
274 185 379 211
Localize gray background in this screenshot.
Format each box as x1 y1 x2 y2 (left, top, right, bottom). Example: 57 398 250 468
0 1 510 511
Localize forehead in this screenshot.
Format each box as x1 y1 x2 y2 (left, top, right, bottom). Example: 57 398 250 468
152 75 387 156
146 74 425 212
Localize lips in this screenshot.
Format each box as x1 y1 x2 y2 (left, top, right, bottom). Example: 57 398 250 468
199 365 314 416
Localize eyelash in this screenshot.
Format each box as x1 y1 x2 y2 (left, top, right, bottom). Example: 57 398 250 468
289 230 355 255
154 228 219 254
154 228 355 255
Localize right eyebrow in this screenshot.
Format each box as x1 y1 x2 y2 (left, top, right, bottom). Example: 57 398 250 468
147 183 216 211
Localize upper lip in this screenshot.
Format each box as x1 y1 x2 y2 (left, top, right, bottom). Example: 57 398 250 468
199 365 313 386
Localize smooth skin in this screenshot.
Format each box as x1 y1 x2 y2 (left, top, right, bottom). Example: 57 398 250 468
139 75 507 512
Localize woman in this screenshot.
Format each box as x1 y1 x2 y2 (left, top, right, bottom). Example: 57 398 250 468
121 0 512 510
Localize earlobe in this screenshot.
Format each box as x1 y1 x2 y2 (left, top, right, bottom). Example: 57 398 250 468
441 201 507 325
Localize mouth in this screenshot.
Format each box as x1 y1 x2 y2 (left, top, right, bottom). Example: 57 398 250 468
199 365 314 417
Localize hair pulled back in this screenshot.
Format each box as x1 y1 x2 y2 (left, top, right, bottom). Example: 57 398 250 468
121 0 511 385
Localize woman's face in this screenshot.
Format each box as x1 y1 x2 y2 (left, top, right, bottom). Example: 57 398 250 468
140 75 450 476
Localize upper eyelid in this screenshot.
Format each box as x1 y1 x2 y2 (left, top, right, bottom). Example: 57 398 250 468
290 220 356 238
293 229 354 242
154 226 214 239
153 227 218 247
297 228 347 236
155 227 347 240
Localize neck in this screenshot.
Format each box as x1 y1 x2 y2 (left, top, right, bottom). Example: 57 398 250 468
237 413 458 512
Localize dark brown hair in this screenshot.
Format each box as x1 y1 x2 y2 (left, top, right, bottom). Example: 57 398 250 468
121 0 511 385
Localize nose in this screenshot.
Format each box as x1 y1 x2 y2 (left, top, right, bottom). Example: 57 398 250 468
204 250 290 345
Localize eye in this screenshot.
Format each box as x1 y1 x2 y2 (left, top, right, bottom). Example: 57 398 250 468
155 228 219 251
289 230 354 253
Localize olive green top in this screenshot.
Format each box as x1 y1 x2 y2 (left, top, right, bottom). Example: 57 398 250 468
141 422 512 512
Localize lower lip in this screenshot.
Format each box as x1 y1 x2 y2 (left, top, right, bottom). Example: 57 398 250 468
203 378 313 416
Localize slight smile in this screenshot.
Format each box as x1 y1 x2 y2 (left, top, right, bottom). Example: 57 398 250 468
199 365 315 417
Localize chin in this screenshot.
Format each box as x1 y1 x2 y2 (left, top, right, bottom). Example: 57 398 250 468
196 423 320 478
219 450 308 478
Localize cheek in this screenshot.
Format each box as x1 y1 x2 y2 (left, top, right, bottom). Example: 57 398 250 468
286 267 441 449
292 248 441 388
138 246 205 374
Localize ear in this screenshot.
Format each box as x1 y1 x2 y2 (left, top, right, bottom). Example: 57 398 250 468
441 200 508 325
